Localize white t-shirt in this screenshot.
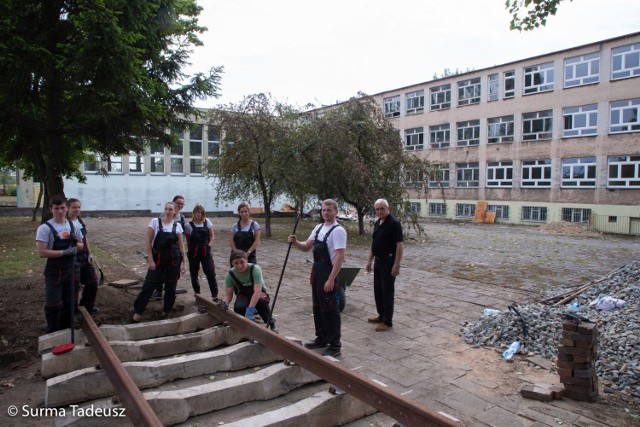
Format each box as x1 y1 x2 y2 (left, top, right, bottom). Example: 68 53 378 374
232 220 260 234
148 218 184 243
307 222 347 264
184 218 213 235
35 219 84 249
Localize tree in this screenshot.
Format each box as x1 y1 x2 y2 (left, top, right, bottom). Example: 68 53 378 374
300 94 420 235
0 0 222 219
506 0 570 31
208 94 300 237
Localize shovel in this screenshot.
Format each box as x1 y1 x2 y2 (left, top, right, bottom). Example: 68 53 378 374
93 255 105 286
52 254 77 355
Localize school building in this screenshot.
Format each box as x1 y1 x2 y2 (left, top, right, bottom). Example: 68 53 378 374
361 31 640 234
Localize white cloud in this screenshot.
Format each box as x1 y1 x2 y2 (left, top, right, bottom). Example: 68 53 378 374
185 0 640 108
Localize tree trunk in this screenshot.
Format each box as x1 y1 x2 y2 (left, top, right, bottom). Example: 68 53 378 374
32 182 44 222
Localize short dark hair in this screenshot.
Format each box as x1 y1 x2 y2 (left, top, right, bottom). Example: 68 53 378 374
66 198 80 206
173 195 185 203
49 194 67 207
230 250 248 262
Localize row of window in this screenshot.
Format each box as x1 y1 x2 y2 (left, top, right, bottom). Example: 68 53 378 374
424 202 593 224
384 41 640 118
403 98 640 150
84 125 220 175
410 155 640 189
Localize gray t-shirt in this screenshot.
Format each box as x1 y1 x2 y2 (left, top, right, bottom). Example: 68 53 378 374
35 219 84 249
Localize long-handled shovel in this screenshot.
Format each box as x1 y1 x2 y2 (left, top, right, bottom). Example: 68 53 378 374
266 214 301 328
52 254 76 355
93 255 105 286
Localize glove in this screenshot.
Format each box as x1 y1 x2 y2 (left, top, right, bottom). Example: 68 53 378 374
62 247 77 256
245 306 256 320
88 253 95 264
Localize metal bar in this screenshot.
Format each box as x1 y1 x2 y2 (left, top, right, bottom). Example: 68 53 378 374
78 307 163 427
195 295 462 427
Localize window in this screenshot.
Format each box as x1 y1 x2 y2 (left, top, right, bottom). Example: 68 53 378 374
611 43 640 80
149 141 165 174
456 162 479 188
488 74 499 101
562 157 596 187
404 170 424 189
488 205 509 220
608 155 640 188
504 70 515 99
488 115 514 144
562 208 591 224
522 206 547 222
384 96 401 118
456 203 476 217
409 202 422 214
190 124 204 174
456 120 480 146
521 159 552 187
609 216 618 223
170 142 183 174
405 90 424 115
523 110 553 141
404 127 424 151
457 78 481 106
564 52 600 88
486 161 513 187
430 124 450 149
428 164 450 188
430 84 451 111
429 202 446 216
524 62 554 94
83 156 99 173
129 152 144 174
107 156 123 173
563 104 598 137
609 98 640 133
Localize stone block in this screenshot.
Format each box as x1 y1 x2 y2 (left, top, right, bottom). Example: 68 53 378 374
520 383 553 402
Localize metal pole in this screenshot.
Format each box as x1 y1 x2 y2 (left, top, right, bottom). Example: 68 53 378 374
266 213 300 327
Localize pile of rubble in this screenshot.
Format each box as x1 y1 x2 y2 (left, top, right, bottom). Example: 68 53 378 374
460 260 640 400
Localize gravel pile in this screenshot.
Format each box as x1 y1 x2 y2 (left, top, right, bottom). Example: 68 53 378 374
460 260 640 400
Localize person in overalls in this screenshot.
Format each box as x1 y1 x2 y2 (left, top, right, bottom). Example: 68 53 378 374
221 250 277 331
288 199 346 358
67 198 100 314
185 204 218 298
131 201 187 322
152 194 186 300
229 202 261 265
35 195 85 333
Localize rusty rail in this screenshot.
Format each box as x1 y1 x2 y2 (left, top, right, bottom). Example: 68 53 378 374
195 295 462 427
78 307 163 427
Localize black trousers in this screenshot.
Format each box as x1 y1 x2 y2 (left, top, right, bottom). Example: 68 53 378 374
134 261 180 315
311 263 341 347
233 291 273 324
373 257 396 326
188 253 218 297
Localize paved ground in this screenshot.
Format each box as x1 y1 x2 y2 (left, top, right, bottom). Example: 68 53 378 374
88 216 640 426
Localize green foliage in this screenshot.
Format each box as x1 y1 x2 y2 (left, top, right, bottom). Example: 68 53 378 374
208 94 302 237
0 0 222 205
506 0 569 31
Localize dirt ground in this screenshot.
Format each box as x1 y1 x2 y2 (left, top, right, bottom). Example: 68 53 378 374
1 216 639 426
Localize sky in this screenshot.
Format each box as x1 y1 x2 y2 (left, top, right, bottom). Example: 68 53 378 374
185 0 640 109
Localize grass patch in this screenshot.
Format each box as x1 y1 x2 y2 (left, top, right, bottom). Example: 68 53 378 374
266 217 373 247
0 217 42 280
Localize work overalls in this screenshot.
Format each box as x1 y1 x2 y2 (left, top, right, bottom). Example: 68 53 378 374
232 221 257 264
134 219 181 315
43 221 77 333
228 265 274 326
75 218 98 312
311 224 341 348
188 221 218 297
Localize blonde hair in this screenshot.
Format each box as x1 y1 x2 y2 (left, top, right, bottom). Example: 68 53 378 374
192 204 207 221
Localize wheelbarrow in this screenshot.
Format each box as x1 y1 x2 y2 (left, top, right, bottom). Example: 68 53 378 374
307 260 361 312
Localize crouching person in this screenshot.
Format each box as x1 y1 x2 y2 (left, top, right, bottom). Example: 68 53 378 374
222 250 277 331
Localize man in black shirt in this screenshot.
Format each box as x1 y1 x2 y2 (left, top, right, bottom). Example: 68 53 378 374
366 199 404 331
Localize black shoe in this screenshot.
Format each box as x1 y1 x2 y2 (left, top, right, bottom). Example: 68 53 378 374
89 307 100 314
268 323 278 333
322 346 341 358
304 339 328 349
150 291 162 301
158 312 169 320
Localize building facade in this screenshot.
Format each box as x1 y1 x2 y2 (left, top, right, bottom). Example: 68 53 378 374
367 32 640 233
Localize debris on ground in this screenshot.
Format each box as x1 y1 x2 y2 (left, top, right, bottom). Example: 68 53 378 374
461 260 640 400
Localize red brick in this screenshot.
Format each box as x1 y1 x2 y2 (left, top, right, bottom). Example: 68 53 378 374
572 367 596 379
575 340 595 349
560 376 595 387
562 331 597 343
562 321 579 332
558 345 595 358
577 322 596 335
520 384 553 402
572 355 594 363
557 367 573 378
557 351 574 362
565 389 599 402
560 338 575 347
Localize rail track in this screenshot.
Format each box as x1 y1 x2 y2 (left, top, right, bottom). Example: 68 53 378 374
38 298 463 426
